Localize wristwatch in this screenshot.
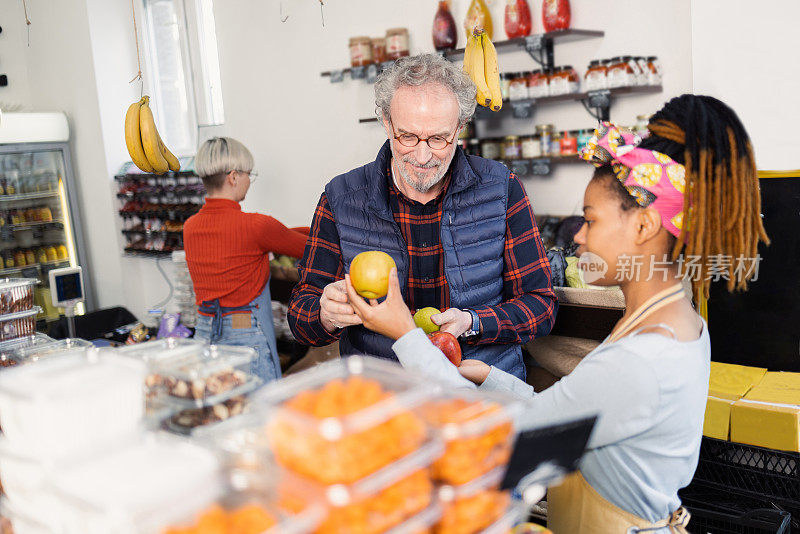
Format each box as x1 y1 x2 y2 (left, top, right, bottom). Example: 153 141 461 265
460 309 481 339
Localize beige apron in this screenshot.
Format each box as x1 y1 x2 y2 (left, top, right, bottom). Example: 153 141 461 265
547 284 692 534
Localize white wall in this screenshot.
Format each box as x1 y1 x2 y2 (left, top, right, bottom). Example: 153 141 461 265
690 0 800 170
215 0 694 221
0 0 32 110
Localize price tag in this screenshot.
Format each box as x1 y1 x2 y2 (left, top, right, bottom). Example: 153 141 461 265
586 90 611 109
350 66 366 80
530 158 551 176
500 415 596 490
511 101 533 119
329 70 345 83
510 160 529 176
366 64 379 83
524 34 543 53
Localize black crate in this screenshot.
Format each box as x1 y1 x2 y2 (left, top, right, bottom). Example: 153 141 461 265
693 437 800 509
686 507 790 534
681 483 799 533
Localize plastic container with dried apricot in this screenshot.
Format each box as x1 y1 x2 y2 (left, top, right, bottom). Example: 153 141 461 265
422 391 523 486
279 439 444 534
435 466 510 534
256 356 436 484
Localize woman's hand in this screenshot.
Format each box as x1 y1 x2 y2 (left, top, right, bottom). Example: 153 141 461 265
344 268 417 341
458 359 491 385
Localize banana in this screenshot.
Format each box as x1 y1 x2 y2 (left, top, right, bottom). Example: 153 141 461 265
138 96 169 174
158 133 181 172
463 30 476 78
481 31 503 112
470 30 492 108
124 98 154 173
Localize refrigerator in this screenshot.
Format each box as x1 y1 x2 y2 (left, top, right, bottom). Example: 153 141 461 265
0 112 94 321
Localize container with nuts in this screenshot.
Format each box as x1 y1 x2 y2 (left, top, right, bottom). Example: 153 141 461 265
0 333 55 369
152 344 262 434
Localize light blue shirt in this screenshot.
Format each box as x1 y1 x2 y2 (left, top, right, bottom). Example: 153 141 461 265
391 322 710 523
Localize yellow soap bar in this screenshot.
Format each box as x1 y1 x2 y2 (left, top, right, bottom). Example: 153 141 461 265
703 396 736 440
708 362 767 400
730 372 800 452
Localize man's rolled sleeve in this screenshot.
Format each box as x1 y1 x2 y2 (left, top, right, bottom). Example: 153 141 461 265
287 193 345 346
470 174 558 345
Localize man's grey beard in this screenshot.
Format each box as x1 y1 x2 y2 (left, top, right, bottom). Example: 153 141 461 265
391 145 455 194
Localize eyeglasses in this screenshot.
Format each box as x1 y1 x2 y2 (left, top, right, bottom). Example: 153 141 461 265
390 120 459 150
233 169 258 183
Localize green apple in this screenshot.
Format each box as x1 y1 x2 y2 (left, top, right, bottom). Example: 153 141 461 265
413 307 441 334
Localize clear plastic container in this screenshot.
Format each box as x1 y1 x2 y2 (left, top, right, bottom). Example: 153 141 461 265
0 496 56 534
0 332 54 368
256 356 436 484
116 337 206 401
385 503 443 534
192 410 273 472
163 393 252 435
8 337 94 364
47 433 222 534
480 504 524 534
422 391 522 485
435 467 511 534
0 350 145 456
0 306 42 342
0 278 37 315
281 440 444 534
159 466 325 534
154 344 260 407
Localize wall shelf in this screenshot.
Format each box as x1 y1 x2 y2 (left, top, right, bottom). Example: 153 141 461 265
322 29 604 83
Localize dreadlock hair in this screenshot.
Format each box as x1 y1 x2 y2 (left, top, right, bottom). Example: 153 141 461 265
635 94 769 301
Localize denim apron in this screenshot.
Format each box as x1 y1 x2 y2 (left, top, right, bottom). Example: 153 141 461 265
194 278 280 383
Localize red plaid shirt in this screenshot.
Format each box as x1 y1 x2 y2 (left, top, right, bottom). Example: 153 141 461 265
288 169 557 347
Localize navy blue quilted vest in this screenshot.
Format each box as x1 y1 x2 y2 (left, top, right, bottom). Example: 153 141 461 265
325 141 525 380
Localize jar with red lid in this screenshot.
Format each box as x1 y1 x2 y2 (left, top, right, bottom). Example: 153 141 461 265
646 56 662 85
559 130 578 155
371 38 387 64
564 65 580 93
349 36 374 68
624 56 643 86
606 56 633 88
527 69 549 98
386 28 410 60
634 57 649 85
584 59 607 91
509 72 529 101
548 66 569 96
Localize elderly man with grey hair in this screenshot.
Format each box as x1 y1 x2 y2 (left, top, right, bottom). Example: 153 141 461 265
288 54 556 379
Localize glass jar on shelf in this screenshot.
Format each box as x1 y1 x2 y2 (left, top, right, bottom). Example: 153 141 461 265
386 28 410 60
624 56 644 86
647 56 662 85
527 69 549 98
536 124 553 157
371 38 387 64
584 59 607 91
481 138 501 160
559 130 578 156
548 66 569 96
508 72 529 101
348 37 373 68
550 131 563 156
606 56 633 88
502 136 522 160
521 135 541 159
577 129 593 152
564 65 580 94
500 73 512 100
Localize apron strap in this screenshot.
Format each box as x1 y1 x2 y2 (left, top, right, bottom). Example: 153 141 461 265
198 298 257 343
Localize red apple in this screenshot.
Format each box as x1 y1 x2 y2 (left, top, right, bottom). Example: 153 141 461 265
428 331 462 366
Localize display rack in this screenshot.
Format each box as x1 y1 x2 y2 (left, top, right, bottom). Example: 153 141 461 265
115 158 203 257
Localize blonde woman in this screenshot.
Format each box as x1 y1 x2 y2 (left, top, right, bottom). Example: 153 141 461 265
184 137 309 382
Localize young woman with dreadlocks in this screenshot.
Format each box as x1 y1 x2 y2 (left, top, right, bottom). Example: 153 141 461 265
343 94 769 533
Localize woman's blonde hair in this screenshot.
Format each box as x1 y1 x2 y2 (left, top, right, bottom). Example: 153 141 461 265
195 137 254 190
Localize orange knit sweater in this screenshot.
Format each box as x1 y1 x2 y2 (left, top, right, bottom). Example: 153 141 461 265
183 198 308 307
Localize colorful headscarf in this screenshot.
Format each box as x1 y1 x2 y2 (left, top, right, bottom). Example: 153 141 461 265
579 122 686 238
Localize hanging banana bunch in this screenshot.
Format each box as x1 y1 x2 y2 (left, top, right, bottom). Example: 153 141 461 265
463 28 502 112
124 96 181 174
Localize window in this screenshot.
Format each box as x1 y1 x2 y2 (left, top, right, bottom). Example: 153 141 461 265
143 0 225 156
